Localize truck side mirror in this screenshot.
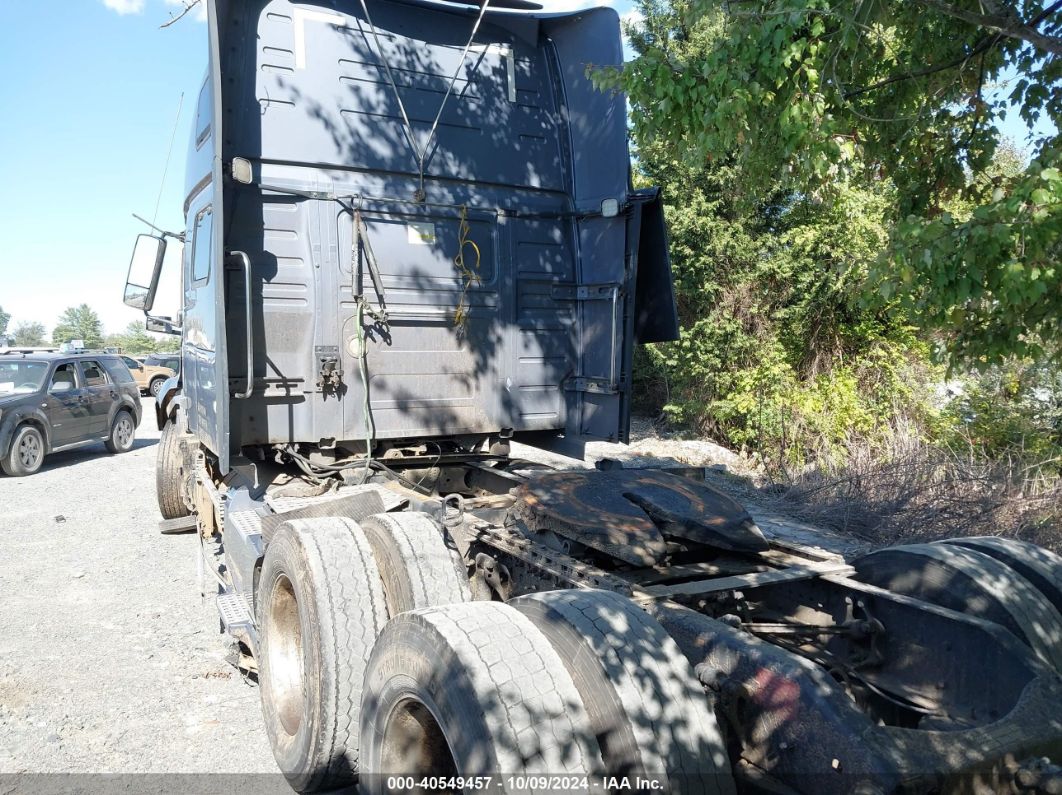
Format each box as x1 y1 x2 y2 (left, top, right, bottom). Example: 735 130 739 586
145 315 182 336
124 234 166 312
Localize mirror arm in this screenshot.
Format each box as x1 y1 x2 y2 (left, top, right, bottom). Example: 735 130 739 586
132 213 185 243
145 314 182 336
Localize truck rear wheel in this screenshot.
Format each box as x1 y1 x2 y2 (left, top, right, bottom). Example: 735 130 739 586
360 602 602 793
257 517 388 792
854 542 1062 671
937 536 1062 615
359 512 471 614
156 420 189 519
512 589 735 795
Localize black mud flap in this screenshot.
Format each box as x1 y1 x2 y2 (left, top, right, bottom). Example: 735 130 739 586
630 187 679 345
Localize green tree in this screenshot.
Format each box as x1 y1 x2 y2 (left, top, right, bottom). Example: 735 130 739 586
12 322 47 347
114 321 159 354
602 0 1061 363
52 304 104 349
635 143 941 460
613 1 947 463
154 334 182 354
0 305 10 338
945 356 1062 459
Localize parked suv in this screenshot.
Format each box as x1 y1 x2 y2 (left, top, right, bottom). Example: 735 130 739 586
143 353 180 375
0 353 142 476
120 355 176 397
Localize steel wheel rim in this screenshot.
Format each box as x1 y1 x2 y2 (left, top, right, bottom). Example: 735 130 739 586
116 416 133 447
265 574 304 737
380 696 459 779
18 431 42 469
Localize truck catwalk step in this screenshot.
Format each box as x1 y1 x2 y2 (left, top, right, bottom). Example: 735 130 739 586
216 591 254 635
158 515 197 535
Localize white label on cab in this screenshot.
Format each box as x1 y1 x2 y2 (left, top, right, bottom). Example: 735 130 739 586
407 222 436 246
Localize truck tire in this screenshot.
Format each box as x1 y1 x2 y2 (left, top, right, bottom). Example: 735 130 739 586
149 377 165 397
511 589 736 795
360 602 603 793
359 512 471 614
937 536 1062 615
854 543 1062 672
1 423 45 477
257 517 388 792
104 409 136 454
156 420 189 520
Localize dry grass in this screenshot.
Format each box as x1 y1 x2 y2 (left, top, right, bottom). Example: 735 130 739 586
749 421 1062 554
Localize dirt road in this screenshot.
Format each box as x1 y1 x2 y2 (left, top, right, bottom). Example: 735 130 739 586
0 398 276 778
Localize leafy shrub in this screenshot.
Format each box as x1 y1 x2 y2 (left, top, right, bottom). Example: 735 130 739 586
633 142 945 467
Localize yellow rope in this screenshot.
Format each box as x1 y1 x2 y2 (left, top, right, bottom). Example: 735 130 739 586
453 205 481 328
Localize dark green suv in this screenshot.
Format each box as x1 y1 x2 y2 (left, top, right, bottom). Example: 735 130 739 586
0 353 142 476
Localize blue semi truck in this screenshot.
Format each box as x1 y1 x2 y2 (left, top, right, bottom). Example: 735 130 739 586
124 1 1062 792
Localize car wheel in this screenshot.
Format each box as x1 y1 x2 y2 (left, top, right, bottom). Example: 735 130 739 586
359 512 471 614
149 378 165 398
105 409 136 454
2 424 46 477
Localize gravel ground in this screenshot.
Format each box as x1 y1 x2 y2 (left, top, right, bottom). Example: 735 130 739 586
0 398 276 778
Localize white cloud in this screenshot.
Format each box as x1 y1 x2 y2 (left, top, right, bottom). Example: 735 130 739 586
165 0 208 22
102 0 146 15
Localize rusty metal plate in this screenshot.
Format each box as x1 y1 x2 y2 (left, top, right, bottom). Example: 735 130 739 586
514 469 768 566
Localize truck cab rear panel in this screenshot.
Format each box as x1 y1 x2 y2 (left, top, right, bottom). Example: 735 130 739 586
183 0 674 470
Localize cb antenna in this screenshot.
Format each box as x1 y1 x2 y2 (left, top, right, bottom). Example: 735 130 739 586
151 91 185 229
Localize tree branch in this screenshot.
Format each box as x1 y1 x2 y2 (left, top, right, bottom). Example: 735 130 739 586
913 0 1062 56
843 33 1000 99
844 1 1061 99
160 0 202 29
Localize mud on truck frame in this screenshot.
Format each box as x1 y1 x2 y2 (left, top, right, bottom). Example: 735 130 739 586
123 0 1062 792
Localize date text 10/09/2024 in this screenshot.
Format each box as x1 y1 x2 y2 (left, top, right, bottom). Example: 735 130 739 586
383 776 667 791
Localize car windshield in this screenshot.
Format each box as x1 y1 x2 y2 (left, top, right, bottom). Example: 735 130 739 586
0 360 49 395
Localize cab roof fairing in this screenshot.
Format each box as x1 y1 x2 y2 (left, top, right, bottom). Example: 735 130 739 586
205 0 627 195
206 0 622 59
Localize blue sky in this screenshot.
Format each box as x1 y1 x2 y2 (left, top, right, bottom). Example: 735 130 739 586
0 1 207 335
0 0 1050 336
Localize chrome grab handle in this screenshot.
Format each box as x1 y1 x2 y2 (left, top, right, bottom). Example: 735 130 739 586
229 251 254 399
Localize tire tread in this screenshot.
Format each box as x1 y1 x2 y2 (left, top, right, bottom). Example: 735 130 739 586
156 420 187 519
513 589 735 795
360 512 470 612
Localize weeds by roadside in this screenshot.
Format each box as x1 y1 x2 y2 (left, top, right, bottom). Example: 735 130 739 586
745 422 1062 554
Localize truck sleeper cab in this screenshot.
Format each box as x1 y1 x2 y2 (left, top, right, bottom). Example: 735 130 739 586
132 0 677 477
123 1 1062 793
